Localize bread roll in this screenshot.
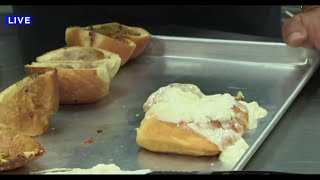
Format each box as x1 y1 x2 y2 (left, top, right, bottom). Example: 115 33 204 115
65 22 151 65
87 22 151 59
0 70 59 136
25 46 121 104
65 26 136 66
0 131 45 171
136 83 267 156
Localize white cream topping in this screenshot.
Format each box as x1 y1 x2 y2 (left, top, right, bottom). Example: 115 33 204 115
219 137 249 166
145 87 236 124
143 83 268 151
187 121 242 150
239 101 268 129
31 164 151 174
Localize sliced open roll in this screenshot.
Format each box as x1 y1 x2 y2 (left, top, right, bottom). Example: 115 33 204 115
0 70 59 136
0 131 45 171
65 22 151 65
85 22 151 59
25 46 121 104
136 83 267 156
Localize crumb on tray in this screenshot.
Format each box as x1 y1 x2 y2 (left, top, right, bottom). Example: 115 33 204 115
96 130 103 133
81 137 96 147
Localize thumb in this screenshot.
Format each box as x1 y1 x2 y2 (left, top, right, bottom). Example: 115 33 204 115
282 15 307 47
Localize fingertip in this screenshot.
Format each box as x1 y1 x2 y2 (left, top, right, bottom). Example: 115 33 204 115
282 14 308 47
286 32 307 47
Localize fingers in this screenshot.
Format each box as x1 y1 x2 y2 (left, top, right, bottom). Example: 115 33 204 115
282 14 308 48
303 6 320 12
301 8 320 49
282 6 320 49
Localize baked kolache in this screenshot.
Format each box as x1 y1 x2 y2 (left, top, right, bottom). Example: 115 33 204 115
136 83 267 157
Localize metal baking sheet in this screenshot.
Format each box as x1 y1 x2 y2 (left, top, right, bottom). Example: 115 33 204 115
3 35 320 174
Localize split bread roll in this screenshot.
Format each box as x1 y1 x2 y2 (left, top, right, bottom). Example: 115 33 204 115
65 22 151 65
25 46 121 104
121 24 151 59
136 83 268 156
0 131 45 171
85 22 151 59
0 70 59 136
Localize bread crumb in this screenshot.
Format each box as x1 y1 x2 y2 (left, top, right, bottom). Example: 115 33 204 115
96 130 103 133
81 137 96 147
235 91 244 101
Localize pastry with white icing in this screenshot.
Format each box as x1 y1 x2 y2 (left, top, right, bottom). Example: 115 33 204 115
136 83 267 156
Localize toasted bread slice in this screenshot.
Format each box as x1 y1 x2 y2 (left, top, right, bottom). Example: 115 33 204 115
65 26 136 66
25 47 121 104
88 22 151 59
0 130 45 171
0 70 59 136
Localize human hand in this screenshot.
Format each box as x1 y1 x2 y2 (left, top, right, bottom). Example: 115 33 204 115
282 6 320 49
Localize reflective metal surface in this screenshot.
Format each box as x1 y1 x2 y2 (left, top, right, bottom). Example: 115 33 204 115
2 36 319 174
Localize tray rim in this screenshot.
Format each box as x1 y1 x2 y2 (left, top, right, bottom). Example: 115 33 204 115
143 35 318 66
151 35 288 46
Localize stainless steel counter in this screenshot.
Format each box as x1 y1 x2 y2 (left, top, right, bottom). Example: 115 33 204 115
0 26 319 174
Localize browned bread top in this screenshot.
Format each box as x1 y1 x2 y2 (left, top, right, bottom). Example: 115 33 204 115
0 130 45 171
0 70 59 136
65 22 151 65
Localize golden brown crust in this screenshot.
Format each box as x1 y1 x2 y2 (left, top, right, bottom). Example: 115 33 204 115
28 70 59 113
0 70 59 136
137 118 220 156
0 131 45 171
65 27 136 66
59 68 109 104
121 25 151 59
25 46 121 105
65 22 151 65
25 66 109 104
136 106 248 156
65 27 91 47
89 22 151 59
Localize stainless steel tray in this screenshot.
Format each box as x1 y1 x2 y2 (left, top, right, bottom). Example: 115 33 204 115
5 35 320 174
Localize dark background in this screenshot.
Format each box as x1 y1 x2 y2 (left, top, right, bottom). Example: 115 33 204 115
11 5 282 63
